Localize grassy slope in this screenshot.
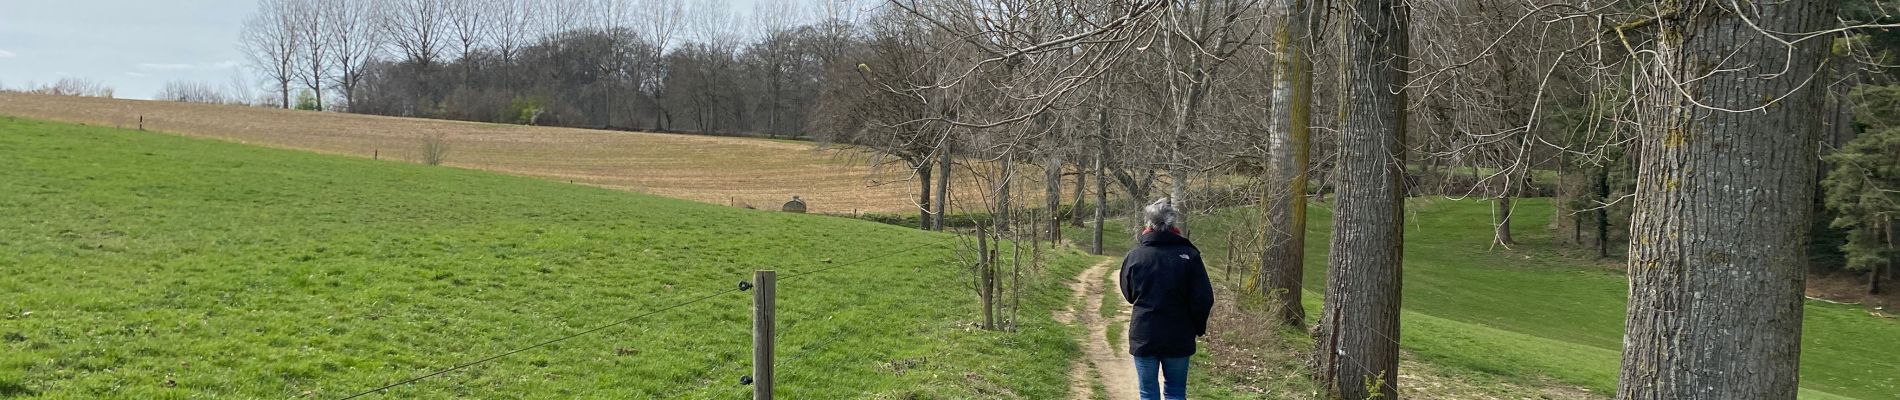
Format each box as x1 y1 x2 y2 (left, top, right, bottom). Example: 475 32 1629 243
0 92 1057 215
0 117 1096 399
1081 198 1900 399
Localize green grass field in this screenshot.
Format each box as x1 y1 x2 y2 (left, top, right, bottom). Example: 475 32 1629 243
0 117 1098 399
1086 197 1900 399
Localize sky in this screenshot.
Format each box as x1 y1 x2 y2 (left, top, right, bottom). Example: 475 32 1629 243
0 1 260 100
0 0 851 101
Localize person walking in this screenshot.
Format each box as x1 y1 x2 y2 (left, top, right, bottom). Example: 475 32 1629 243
1120 197 1215 400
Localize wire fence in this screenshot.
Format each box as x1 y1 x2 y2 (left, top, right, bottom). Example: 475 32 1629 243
334 237 957 399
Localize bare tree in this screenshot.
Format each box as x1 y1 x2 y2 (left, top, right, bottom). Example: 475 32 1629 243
225 69 259 105
936 138 953 231
746 0 804 136
241 0 303 109
1093 96 1110 255
1043 133 1064 243
27 77 116 98
1408 1 1589 249
489 0 537 64
420 132 450 165
686 0 744 49
378 0 447 114
535 0 590 37
810 11 938 229
444 0 491 83
638 0 688 130
291 0 331 110
155 81 237 104
751 0 803 41
1155 0 1263 210
324 0 383 110
382 0 447 68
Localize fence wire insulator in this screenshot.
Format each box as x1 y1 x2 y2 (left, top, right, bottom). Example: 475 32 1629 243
738 281 754 291
739 375 754 386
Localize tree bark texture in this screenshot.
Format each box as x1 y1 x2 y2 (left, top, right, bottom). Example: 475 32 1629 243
1012 219 1023 330
1094 104 1111 255
1494 195 1515 246
935 143 952 231
1598 164 1612 259
1046 152 1064 243
1617 2 1834 399
978 224 994 330
1314 1 1407 398
1884 218 1897 294
996 153 1013 235
1261 0 1315 328
1072 166 1089 228
918 161 934 230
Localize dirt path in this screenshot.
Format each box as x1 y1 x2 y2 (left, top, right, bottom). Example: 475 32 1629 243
1063 258 1138 400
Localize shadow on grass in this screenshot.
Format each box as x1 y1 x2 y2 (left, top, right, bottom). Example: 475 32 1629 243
0 380 36 397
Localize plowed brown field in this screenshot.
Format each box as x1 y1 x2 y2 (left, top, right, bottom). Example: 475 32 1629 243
0 92 1038 214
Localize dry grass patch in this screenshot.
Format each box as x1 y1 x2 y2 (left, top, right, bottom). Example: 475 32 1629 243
0 92 1039 213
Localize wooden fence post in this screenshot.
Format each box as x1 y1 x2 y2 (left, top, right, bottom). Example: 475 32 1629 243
752 270 776 400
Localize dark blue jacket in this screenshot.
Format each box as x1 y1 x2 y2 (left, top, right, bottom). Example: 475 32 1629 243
1119 230 1215 358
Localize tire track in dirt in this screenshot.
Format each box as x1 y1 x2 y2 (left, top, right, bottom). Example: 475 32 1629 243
1063 258 1137 400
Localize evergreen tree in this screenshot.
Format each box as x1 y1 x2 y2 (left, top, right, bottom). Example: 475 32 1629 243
1823 85 1900 293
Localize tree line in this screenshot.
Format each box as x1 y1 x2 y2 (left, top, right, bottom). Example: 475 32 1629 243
236 0 850 137
830 0 1896 399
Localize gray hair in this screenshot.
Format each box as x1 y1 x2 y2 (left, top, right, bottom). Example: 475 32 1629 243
1142 197 1183 231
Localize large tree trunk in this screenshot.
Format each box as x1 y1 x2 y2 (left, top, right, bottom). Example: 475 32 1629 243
1494 195 1515 246
1314 1 1407 398
1617 2 1834 399
1260 0 1315 328
935 142 952 231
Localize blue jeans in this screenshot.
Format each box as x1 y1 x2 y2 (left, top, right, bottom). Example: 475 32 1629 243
1133 355 1190 400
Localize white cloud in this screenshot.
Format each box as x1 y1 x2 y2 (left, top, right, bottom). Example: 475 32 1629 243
0 49 15 59
136 63 196 71
125 72 147 78
209 60 240 69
